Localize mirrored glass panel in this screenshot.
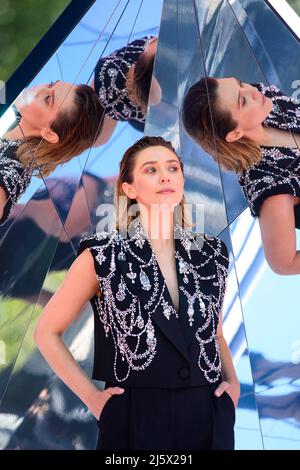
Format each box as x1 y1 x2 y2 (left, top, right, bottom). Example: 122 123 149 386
176 0 300 450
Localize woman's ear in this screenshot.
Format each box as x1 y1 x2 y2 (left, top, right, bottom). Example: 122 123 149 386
122 182 137 200
225 128 244 143
40 127 59 144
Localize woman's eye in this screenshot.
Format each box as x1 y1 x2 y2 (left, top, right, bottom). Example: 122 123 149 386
146 167 156 173
169 166 178 172
242 96 246 106
45 94 51 104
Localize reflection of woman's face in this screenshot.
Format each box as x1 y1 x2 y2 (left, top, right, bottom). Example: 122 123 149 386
123 146 184 209
216 77 273 133
16 80 76 131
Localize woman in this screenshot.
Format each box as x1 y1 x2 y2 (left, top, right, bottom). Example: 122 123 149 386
0 80 104 225
183 77 300 275
34 136 239 450
91 35 161 145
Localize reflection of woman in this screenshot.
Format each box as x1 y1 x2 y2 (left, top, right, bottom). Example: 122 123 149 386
183 78 300 275
0 81 104 225
34 136 239 450
91 36 160 144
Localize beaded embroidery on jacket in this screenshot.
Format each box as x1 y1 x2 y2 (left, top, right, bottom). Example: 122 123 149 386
0 139 33 223
82 220 229 383
237 84 300 216
95 36 153 123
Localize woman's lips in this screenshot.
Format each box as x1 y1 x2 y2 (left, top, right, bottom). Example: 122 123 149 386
157 189 175 194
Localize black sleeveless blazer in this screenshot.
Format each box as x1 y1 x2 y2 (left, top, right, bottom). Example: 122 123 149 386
77 221 229 387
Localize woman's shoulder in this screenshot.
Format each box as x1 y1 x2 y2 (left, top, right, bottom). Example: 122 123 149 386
179 227 229 266
77 229 117 255
77 230 118 277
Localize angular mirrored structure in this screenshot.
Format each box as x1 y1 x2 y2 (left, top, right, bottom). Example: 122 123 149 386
1 0 300 450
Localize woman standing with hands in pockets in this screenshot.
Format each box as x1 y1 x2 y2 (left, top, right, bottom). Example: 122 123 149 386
34 136 240 450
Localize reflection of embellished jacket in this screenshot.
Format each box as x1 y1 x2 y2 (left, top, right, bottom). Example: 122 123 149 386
94 36 154 123
78 221 229 387
0 138 33 225
237 84 300 227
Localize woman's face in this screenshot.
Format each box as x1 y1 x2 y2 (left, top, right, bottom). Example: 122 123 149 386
15 80 76 135
216 77 273 141
122 145 184 211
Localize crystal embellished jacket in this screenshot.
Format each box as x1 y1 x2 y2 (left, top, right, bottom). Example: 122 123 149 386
237 83 300 227
77 221 229 387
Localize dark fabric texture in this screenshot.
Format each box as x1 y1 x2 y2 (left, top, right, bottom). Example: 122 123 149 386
96 381 235 450
94 36 153 123
0 138 32 225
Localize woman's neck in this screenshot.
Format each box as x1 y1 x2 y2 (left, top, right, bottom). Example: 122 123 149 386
245 124 300 148
4 119 38 141
138 209 175 252
260 127 300 148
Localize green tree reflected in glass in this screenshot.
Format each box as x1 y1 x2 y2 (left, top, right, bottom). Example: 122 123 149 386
0 0 70 82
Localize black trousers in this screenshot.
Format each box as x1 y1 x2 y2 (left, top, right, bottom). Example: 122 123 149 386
96 382 235 450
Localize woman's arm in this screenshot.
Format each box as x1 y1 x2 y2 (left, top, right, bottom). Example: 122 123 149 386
215 311 240 408
259 193 300 275
34 248 124 419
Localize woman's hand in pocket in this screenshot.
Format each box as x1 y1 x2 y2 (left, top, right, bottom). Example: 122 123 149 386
214 380 240 409
89 386 125 420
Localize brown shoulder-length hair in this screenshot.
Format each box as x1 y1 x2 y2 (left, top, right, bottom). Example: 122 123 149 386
17 84 105 177
182 77 262 173
115 135 192 230
126 52 155 115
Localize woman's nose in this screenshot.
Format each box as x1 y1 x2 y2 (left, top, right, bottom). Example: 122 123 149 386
160 174 170 183
252 89 260 101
